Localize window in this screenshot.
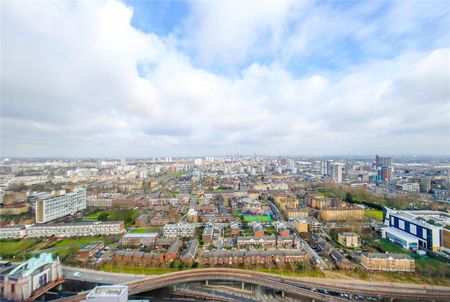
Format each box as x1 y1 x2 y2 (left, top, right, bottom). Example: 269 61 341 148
422 228 427 239
399 220 405 230
410 224 417 235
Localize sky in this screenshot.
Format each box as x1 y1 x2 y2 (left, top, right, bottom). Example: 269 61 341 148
1 0 450 158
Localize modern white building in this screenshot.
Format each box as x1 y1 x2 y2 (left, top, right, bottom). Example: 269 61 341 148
163 223 196 238
381 227 419 250
35 188 86 223
384 208 450 252
0 253 63 301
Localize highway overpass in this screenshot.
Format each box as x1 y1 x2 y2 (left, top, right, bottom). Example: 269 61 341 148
56 268 450 302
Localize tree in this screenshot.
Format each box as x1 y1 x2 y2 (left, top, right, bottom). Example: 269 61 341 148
97 212 109 221
345 192 353 203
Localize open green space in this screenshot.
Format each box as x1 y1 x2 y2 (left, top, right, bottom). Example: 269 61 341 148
100 264 183 275
82 209 138 227
130 227 161 233
0 239 41 258
82 210 104 220
244 215 272 223
365 209 383 221
52 236 107 248
249 267 325 278
164 172 183 178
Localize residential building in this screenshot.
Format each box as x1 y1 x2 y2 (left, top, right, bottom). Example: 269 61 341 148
202 249 308 268
305 194 331 209
77 242 105 261
0 225 26 239
163 223 196 238
35 188 86 223
202 223 214 244
319 206 364 221
292 218 308 233
360 253 415 272
284 207 309 219
121 233 159 247
180 239 199 263
135 214 149 227
419 177 432 193
27 221 125 238
187 208 198 222
338 232 360 247
252 223 265 237
331 163 343 183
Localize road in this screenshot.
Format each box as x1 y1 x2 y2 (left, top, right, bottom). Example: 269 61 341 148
55 268 450 302
267 199 329 269
62 266 145 284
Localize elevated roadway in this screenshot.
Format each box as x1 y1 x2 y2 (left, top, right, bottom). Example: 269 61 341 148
55 268 450 302
63 266 144 284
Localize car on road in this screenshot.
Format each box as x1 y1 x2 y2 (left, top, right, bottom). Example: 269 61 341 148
73 272 82 277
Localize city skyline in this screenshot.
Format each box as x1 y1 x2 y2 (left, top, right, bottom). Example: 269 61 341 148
1 0 450 157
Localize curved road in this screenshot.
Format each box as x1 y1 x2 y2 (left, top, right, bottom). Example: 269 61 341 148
56 268 450 302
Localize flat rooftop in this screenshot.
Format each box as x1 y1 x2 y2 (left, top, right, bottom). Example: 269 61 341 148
393 210 450 229
88 285 127 297
123 233 159 238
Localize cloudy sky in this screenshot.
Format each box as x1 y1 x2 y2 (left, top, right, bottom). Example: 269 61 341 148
1 0 449 158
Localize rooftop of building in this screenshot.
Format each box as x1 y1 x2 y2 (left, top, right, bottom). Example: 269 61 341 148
78 241 104 252
339 232 360 237
362 252 414 260
381 227 419 243
29 220 123 227
123 232 159 238
87 285 127 297
8 253 56 278
390 209 450 229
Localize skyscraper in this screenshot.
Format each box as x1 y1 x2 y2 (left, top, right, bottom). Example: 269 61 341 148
375 155 393 182
331 163 343 183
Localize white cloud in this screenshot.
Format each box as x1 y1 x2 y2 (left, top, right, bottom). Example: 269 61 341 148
1 0 449 157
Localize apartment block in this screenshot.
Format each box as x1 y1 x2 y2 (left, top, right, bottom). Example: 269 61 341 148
338 232 361 247
360 253 415 272
163 223 196 238
35 188 86 223
319 206 364 221
121 233 159 246
27 221 125 238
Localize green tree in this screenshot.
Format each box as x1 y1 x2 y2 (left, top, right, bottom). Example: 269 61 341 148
345 192 353 203
97 212 109 221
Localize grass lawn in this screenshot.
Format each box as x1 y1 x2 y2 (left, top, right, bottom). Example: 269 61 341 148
249 267 325 278
82 210 105 220
0 239 41 258
52 236 107 248
365 209 383 221
130 227 161 233
100 264 182 275
82 209 138 227
244 215 273 223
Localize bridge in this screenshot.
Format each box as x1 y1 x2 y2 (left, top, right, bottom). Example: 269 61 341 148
56 268 450 302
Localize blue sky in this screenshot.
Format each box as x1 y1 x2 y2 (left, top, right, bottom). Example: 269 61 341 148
1 0 449 157
125 0 449 76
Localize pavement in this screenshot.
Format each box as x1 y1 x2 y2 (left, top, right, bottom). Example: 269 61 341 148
62 266 146 284
267 199 330 270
